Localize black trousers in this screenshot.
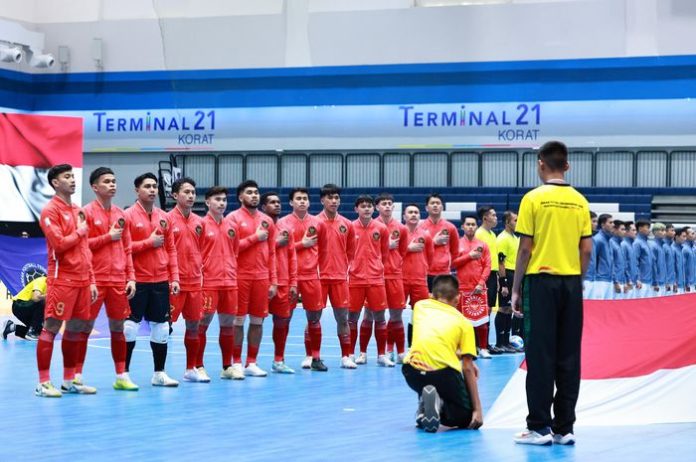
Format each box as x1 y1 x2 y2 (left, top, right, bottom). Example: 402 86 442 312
402 363 473 428
524 274 583 435
486 271 497 309
11 299 44 338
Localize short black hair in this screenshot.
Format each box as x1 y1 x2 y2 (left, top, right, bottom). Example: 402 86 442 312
677 227 689 237
134 172 157 188
47 164 73 189
636 220 651 231
598 214 613 227
431 275 459 301
320 183 341 198
404 202 420 211
590 211 597 219
354 194 374 208
236 180 259 199
665 223 675 231
538 140 568 172
261 191 280 206
171 177 196 194
477 205 494 220
89 166 114 185
503 210 517 225
205 186 228 200
425 193 443 207
375 192 394 205
623 220 634 228
463 215 478 224
289 187 310 201
613 219 624 229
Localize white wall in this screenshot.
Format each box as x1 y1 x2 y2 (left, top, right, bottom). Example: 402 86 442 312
2 0 696 73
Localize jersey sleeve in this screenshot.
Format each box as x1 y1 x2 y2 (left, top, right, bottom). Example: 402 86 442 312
581 200 592 238
480 243 491 287
165 217 180 283
288 232 298 287
122 221 136 281
515 194 535 238
40 208 85 254
458 320 478 358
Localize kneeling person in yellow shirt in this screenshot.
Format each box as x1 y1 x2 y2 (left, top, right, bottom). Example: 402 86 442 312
402 274 483 432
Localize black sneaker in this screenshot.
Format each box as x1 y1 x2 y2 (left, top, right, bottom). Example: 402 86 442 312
501 345 518 354
488 345 504 355
26 328 40 341
310 358 328 372
2 320 15 339
421 385 441 433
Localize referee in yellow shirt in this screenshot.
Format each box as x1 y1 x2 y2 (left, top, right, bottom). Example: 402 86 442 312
402 275 483 433
511 141 592 446
496 210 521 351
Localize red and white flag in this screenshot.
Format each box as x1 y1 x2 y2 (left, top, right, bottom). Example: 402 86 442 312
0 113 83 222
486 294 696 427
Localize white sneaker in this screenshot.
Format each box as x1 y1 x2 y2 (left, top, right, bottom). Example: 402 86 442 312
552 432 576 445
513 429 553 445
377 354 395 367
272 361 296 374
35 381 62 398
151 371 179 387
222 363 245 380
73 373 84 385
244 363 268 377
301 356 313 369
196 367 212 382
183 368 209 383
61 380 97 394
355 352 367 365
397 352 407 364
340 356 358 369
479 348 492 359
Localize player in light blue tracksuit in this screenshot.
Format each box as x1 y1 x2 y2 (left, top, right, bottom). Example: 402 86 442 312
685 227 696 293
673 227 686 294
583 211 598 299
633 220 655 298
650 223 667 296
610 220 626 300
662 224 676 295
590 214 614 300
621 221 637 299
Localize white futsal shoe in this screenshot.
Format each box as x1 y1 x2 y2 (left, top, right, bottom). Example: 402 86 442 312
183 368 210 383
513 429 553 445
355 352 368 365
301 356 313 369
151 371 179 387
377 354 396 367
222 363 245 380
244 363 268 377
340 356 358 369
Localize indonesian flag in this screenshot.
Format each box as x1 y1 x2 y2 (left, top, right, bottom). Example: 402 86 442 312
0 113 84 222
486 294 696 427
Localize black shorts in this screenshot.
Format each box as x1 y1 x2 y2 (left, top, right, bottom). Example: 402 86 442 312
128 282 170 323
486 271 498 308
499 270 514 307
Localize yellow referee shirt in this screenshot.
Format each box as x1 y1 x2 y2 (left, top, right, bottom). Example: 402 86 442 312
516 184 592 275
404 298 477 372
497 230 520 271
475 227 498 271
13 276 47 302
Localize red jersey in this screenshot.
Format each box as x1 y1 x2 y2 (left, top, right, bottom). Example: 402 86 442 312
167 206 203 291
420 217 459 275
124 201 179 284
316 211 355 281
200 213 239 289
453 237 491 290
227 207 277 284
83 200 135 285
349 218 389 286
277 212 320 281
40 196 95 285
376 216 408 279
274 219 298 287
402 225 434 284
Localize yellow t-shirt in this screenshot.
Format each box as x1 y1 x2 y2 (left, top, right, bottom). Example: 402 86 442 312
475 227 498 272
516 184 592 275
497 230 520 271
404 298 477 372
13 276 47 302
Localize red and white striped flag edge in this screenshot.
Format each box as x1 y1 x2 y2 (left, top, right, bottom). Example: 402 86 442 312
485 293 696 427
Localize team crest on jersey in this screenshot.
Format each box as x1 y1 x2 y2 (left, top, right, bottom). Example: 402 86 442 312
228 228 236 238
441 229 449 236
118 218 126 227
391 230 400 239
339 225 347 234
418 237 425 244
160 219 167 229
307 226 317 236
261 221 269 229
78 211 85 221
372 232 380 240
195 225 202 236
282 230 289 238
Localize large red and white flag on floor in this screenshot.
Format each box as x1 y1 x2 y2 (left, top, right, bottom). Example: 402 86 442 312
0 113 83 222
486 294 696 427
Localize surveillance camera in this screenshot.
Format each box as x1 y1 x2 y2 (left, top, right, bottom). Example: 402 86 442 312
30 53 55 68
0 45 23 63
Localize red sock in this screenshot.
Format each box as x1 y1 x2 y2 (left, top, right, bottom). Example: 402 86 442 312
273 318 290 362
233 343 243 364
339 333 352 358
246 344 259 366
110 331 127 374
374 321 388 356
74 332 90 375
303 326 311 357
219 326 235 368
349 321 358 354
359 319 373 354
309 322 322 359
37 329 56 383
389 321 405 354
184 329 200 370
196 324 209 368
62 331 80 381
475 324 489 350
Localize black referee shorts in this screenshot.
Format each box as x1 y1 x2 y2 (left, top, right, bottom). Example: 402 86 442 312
498 269 514 307
128 281 170 323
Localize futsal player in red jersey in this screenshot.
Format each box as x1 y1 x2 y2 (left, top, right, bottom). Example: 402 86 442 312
278 188 328 371
227 180 278 377
82 167 138 391
167 177 208 382
262 192 299 374
36 164 98 397
349 194 393 367
421 193 459 291
200 187 241 379
316 184 357 369
124 172 180 387
401 203 434 347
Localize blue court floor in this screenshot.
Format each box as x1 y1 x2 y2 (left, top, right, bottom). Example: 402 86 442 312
1 311 694 462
